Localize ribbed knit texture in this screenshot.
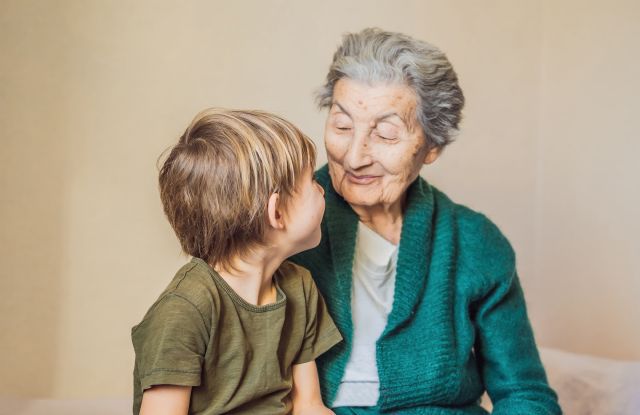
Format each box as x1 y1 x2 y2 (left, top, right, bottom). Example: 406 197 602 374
290 165 562 415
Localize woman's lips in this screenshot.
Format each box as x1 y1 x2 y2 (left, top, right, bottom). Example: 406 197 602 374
345 172 380 185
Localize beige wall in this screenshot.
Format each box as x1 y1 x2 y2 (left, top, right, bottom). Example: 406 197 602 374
531 0 640 359
1 0 637 399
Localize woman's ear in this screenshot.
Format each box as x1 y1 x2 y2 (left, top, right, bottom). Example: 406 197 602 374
267 193 285 230
423 146 440 165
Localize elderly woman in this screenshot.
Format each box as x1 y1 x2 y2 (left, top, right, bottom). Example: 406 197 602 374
291 28 561 414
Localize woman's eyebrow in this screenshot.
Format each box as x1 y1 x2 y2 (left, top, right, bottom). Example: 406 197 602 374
375 112 406 127
331 101 352 118
332 102 409 129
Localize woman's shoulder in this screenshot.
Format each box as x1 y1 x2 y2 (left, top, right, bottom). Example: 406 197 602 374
430 184 516 279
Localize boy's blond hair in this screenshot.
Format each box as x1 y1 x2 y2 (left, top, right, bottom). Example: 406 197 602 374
159 108 316 270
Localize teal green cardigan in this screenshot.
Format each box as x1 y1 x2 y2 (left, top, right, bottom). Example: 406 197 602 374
290 165 561 415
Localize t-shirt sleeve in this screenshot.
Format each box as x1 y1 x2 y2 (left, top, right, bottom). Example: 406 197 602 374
132 293 208 390
294 274 343 365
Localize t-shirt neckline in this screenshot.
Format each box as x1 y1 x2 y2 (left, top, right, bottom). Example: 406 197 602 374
191 257 287 313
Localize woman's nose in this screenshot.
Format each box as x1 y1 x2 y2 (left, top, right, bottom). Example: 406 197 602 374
344 131 372 169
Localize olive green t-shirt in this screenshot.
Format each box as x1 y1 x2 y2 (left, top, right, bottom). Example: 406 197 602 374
131 258 342 415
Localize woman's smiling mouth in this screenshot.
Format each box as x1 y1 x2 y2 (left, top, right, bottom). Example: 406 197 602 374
345 172 380 185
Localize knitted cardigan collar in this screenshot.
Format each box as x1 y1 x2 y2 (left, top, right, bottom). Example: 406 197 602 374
315 165 459 408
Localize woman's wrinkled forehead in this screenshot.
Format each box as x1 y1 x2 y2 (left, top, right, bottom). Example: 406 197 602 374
330 78 421 132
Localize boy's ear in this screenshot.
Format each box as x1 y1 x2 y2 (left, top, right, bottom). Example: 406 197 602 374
267 193 285 230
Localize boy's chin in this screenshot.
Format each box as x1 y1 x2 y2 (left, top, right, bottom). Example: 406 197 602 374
291 233 322 256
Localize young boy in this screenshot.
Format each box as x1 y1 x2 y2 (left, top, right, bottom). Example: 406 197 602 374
132 109 342 415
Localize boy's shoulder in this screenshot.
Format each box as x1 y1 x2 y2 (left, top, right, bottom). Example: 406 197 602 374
165 258 217 296
278 259 312 279
138 258 221 329
277 260 315 295
277 260 329 312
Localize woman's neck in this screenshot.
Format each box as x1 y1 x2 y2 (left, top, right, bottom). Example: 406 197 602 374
351 198 405 245
213 247 285 306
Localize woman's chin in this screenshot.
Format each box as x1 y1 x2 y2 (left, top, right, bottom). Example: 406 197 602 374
334 183 374 205
341 192 381 208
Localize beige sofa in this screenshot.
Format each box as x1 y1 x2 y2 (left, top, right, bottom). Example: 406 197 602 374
482 347 640 414
2 348 638 415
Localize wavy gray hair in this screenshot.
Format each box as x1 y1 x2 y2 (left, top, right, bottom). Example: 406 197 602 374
316 28 465 149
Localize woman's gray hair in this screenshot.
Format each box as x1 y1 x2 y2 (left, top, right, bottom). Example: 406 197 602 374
316 28 465 149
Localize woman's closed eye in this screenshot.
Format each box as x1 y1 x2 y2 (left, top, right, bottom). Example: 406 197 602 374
374 122 399 140
334 124 353 133
373 129 398 141
331 111 353 132
374 132 394 140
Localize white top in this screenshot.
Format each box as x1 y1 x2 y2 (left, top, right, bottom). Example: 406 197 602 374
332 222 398 407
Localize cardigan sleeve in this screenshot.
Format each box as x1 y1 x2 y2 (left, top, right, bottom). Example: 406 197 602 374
473 221 562 415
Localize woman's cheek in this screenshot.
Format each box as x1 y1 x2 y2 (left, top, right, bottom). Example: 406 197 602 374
370 146 397 173
325 135 346 164
374 145 414 176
